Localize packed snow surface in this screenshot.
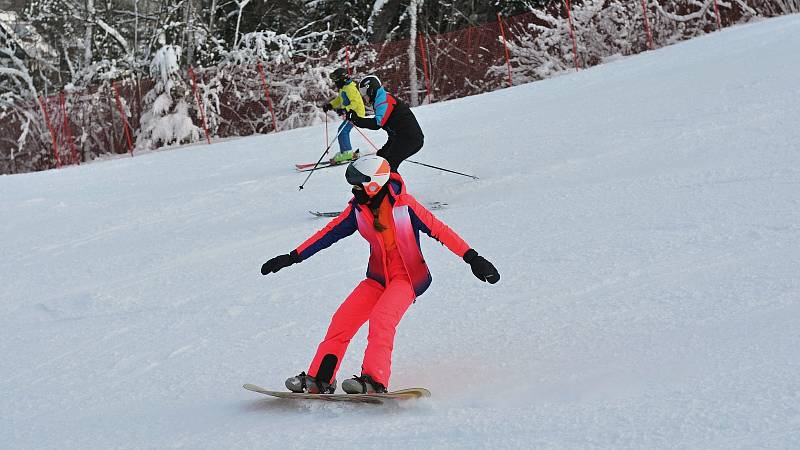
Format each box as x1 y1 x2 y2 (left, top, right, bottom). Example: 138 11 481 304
2 15 800 449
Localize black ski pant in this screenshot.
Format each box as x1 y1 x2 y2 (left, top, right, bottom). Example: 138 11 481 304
377 134 424 172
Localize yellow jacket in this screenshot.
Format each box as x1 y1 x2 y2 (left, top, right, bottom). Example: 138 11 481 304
329 81 365 117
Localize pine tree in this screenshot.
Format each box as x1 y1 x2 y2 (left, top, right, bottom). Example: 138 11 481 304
136 41 200 151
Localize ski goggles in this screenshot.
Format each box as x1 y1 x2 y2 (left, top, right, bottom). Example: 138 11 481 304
345 164 371 186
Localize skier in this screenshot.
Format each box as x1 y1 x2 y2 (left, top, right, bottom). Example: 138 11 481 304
322 68 366 164
346 75 424 172
260 156 499 394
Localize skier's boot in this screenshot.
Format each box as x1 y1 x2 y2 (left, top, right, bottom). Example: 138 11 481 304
285 372 337 394
341 374 387 394
330 149 359 164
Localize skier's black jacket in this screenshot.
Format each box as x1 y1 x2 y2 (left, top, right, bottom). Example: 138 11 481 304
349 87 424 171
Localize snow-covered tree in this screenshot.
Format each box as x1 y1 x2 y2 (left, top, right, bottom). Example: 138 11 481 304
136 42 200 151
491 0 777 85
0 11 56 173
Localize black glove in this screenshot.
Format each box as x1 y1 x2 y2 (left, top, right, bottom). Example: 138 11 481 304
463 249 499 284
261 250 301 275
322 103 333 112
335 108 346 116
346 110 358 122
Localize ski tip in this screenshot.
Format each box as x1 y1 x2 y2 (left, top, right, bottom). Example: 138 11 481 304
309 210 342 217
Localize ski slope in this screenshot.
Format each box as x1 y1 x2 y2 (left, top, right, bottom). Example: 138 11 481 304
2 15 800 449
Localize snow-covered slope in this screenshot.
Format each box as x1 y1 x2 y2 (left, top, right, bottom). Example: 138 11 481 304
2 15 799 449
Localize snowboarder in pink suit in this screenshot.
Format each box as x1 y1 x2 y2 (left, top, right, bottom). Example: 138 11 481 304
261 156 499 394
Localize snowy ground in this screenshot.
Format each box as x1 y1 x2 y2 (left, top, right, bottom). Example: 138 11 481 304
2 15 800 449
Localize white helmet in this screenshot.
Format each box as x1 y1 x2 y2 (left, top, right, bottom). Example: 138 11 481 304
345 156 391 196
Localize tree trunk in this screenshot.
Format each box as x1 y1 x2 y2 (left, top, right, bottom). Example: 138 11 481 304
84 0 95 67
185 0 194 67
407 0 420 106
369 0 402 43
233 0 251 49
209 0 218 35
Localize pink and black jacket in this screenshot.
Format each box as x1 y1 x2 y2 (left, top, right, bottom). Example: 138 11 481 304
294 174 470 297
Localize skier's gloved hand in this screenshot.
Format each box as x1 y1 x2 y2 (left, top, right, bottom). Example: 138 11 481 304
463 249 500 284
335 108 346 116
261 250 301 275
346 110 358 122
322 103 333 112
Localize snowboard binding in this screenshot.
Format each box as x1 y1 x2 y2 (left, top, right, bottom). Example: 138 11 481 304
342 374 387 394
285 371 337 394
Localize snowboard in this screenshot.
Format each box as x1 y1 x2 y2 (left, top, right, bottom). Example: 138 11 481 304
310 202 448 218
243 383 430 405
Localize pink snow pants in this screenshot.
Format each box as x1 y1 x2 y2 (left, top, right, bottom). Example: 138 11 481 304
308 250 415 387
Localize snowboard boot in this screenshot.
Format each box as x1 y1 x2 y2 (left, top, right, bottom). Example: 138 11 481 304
285 371 337 394
341 374 387 394
330 149 359 164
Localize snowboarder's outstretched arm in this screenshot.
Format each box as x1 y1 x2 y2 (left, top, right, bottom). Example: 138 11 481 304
405 195 469 256
260 205 358 276
261 251 302 275
295 204 358 260
462 249 500 284
404 195 500 284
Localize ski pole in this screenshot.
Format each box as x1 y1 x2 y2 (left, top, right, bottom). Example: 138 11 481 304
349 119 477 179
324 110 329 149
350 121 380 151
298 115 349 191
405 159 480 180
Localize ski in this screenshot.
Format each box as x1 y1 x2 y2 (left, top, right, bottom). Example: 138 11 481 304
243 383 430 405
309 202 448 218
295 160 336 170
295 151 375 172
295 160 349 172
309 210 341 217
